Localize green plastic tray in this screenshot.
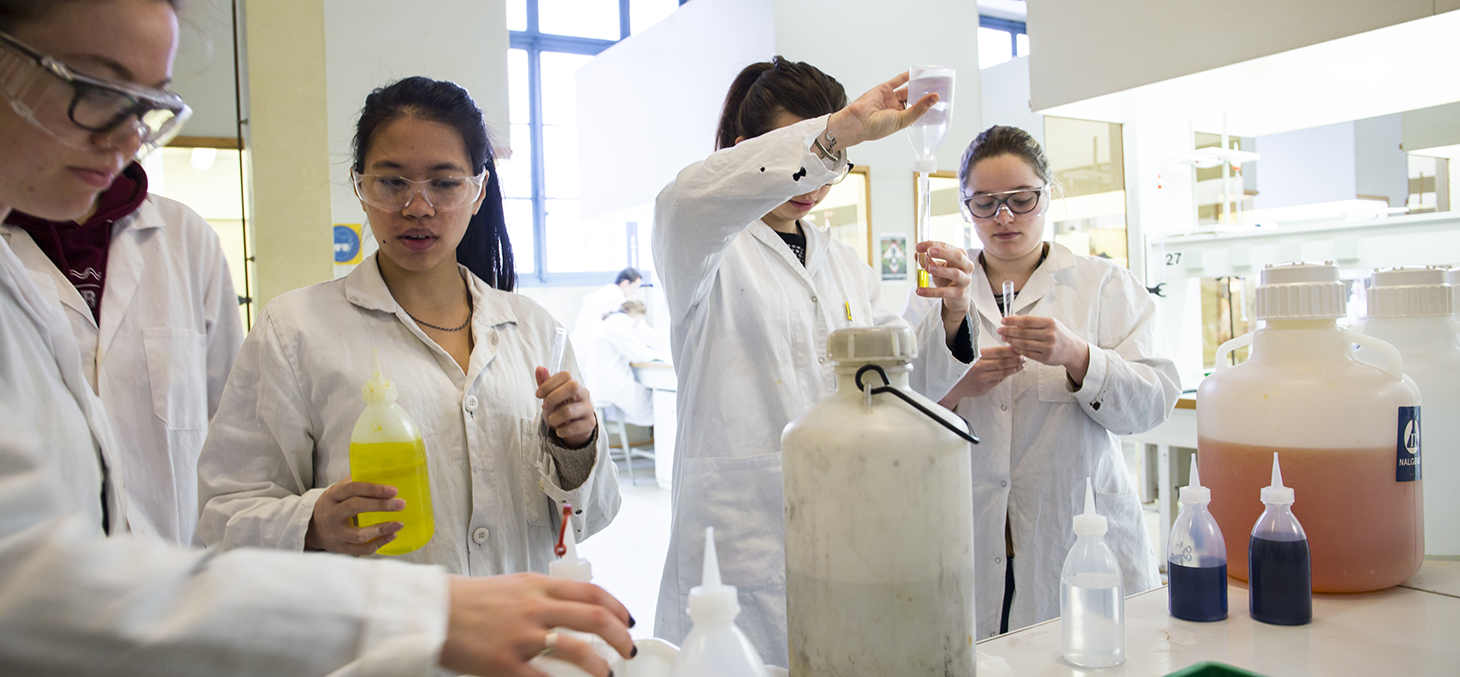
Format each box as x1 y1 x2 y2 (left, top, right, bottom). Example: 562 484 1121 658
1162 661 1270 677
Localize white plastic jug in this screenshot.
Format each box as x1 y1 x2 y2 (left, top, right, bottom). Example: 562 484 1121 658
1361 267 1453 555
1198 262 1422 593
782 325 977 675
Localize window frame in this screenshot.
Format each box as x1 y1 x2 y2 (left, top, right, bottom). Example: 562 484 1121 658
978 15 1027 65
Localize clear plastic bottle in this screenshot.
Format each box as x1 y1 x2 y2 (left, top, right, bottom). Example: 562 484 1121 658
1061 477 1125 668
1248 453 1312 626
530 505 626 677
349 349 433 555
1167 463 1228 622
906 65 955 174
669 527 769 677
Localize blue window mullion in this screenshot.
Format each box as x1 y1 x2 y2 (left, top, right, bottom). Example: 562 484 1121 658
619 0 631 39
527 46 548 282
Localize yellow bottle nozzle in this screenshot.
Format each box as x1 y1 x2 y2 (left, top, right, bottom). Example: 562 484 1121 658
362 348 397 404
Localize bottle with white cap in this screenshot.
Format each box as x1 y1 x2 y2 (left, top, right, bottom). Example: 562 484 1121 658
530 506 625 677
1248 453 1312 626
349 349 433 555
669 527 769 677
1060 477 1125 668
1167 462 1228 622
1361 266 1454 556
1199 262 1421 593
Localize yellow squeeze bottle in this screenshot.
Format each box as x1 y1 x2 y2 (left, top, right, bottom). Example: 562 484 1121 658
349 349 434 555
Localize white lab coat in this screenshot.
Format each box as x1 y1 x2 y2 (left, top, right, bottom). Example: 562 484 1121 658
923 242 1177 639
0 195 243 545
197 254 620 576
0 233 448 675
588 312 669 426
650 116 975 665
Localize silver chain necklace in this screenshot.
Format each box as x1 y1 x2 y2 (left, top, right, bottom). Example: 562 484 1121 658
406 294 473 332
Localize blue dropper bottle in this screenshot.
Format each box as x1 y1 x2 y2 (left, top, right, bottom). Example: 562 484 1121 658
1248 452 1312 625
1167 462 1228 621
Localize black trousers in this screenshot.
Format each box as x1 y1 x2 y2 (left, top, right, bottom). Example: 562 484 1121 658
999 554 1016 635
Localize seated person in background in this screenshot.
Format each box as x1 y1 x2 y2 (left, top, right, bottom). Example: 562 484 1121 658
197 76 620 574
573 267 642 344
3 161 243 546
588 299 670 427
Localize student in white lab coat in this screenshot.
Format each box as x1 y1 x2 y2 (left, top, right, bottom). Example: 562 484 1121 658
2 166 242 546
574 267 642 340
589 299 669 426
652 57 978 665
0 1 631 674
931 126 1179 639
197 77 620 574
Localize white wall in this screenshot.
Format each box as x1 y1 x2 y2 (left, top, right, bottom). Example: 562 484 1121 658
1251 122 1357 211
1354 114 1407 207
980 57 1043 148
577 0 776 218
1028 0 1439 111
171 0 239 139
322 0 512 239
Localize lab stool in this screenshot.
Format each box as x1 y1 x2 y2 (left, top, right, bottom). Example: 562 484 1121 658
597 404 655 485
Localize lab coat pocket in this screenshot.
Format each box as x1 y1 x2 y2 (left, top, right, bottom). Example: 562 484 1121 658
676 452 786 593
142 327 208 430
520 417 557 529
1035 362 1078 404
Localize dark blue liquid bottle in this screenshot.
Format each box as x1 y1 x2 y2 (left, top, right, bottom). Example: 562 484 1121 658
1248 536 1312 625
1169 563 1228 621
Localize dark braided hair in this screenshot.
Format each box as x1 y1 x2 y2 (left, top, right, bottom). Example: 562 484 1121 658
353 76 516 291
715 56 847 150
0 0 185 30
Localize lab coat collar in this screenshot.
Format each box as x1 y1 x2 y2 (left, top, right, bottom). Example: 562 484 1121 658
343 252 518 327
970 241 1077 326
96 204 154 357
747 218 826 287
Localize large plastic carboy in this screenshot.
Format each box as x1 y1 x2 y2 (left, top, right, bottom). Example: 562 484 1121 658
668 527 768 677
1167 463 1227 622
782 325 976 675
1198 262 1422 592
349 349 434 555
1061 478 1125 668
1361 267 1449 555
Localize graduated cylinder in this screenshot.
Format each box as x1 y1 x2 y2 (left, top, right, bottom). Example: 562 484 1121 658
782 326 976 676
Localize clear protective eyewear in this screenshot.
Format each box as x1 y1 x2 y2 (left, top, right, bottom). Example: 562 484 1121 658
827 161 855 186
0 30 191 158
352 169 488 212
962 185 1049 221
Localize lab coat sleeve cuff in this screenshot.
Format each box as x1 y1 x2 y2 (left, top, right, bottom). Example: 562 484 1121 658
1070 344 1110 411
287 487 328 551
351 561 451 676
534 421 604 541
917 310 978 399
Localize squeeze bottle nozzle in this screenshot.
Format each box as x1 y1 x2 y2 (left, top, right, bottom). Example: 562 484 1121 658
688 527 740 618
1180 462 1211 505
1261 452 1295 505
361 348 397 404
1073 477 1108 536
550 505 592 582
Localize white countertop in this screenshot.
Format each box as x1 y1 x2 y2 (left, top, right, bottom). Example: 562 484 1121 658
976 558 1460 676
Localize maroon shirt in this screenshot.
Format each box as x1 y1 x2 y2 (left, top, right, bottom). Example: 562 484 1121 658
6 162 149 322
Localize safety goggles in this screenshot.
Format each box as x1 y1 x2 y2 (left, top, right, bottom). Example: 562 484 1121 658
352 169 488 212
0 30 191 158
828 161 855 186
962 185 1048 221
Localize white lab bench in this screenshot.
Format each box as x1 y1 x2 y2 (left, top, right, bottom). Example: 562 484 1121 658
976 558 1460 676
631 361 676 489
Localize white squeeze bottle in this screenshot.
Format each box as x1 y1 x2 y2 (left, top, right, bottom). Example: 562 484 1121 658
669 527 769 677
1060 477 1125 668
530 505 625 677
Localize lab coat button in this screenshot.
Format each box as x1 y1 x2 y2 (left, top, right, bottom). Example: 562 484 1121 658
817 356 825 364
1000 404 1008 412
1001 480 1008 488
811 295 818 303
994 556 1003 565
472 527 489 544
465 395 479 411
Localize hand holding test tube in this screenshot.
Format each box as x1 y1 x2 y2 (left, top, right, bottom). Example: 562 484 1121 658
536 326 595 446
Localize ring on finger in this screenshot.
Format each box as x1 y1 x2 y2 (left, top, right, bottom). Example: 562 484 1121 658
537 630 559 658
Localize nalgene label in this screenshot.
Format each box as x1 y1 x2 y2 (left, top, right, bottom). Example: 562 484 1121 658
1396 406 1421 482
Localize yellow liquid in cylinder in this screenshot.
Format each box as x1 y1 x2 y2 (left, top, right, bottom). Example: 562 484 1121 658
350 440 434 555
